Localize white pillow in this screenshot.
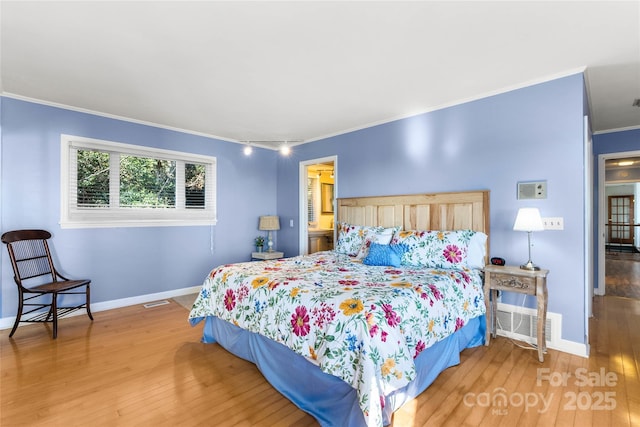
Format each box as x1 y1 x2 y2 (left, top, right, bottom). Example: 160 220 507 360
355 226 401 259
335 223 384 256
467 232 488 269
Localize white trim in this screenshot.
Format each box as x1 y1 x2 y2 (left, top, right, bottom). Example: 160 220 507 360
556 339 589 358
60 134 217 228
597 154 606 296
3 92 239 144
2 93 298 151
584 116 593 328
593 124 640 136
0 285 202 331
59 218 219 229
63 135 217 163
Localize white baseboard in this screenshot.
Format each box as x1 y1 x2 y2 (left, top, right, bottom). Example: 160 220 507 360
554 339 589 358
0 285 201 331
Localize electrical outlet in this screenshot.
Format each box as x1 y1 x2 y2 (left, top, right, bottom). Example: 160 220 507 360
542 217 564 230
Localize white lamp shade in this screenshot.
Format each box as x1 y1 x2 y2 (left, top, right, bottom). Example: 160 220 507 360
259 215 280 231
513 208 544 232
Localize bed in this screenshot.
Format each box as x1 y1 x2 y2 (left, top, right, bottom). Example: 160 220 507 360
189 190 490 427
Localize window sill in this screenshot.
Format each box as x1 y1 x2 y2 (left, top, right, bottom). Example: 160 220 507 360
60 218 217 229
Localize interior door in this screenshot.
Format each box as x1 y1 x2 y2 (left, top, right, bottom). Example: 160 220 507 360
608 195 634 245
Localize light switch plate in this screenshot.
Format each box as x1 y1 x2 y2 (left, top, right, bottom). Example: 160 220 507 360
542 217 564 230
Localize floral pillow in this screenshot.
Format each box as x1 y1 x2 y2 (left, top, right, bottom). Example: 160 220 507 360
335 223 385 256
390 229 487 269
355 226 401 259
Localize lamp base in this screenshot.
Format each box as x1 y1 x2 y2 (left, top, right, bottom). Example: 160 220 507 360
520 261 540 271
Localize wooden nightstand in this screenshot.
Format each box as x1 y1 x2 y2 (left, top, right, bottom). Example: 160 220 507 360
483 264 549 362
251 251 284 261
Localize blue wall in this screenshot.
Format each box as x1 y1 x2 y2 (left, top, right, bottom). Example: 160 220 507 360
277 73 588 345
594 128 640 155
1 73 592 347
0 97 277 318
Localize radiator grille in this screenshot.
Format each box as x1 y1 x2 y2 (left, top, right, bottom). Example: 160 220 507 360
495 304 558 346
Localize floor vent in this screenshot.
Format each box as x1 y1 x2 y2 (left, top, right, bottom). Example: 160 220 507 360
495 302 561 348
143 300 170 308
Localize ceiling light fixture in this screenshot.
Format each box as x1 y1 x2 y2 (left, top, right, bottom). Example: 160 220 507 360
241 139 302 154
280 144 291 156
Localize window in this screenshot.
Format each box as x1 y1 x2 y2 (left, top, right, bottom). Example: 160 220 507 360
61 134 216 228
307 177 318 226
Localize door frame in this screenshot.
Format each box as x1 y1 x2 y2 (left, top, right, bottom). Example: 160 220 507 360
597 149 640 296
298 155 338 255
584 116 593 342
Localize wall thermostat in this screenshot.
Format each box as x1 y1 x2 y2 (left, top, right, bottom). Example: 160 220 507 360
517 181 547 200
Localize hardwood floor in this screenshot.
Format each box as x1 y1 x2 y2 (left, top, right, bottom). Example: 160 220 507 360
605 252 640 299
1 295 639 426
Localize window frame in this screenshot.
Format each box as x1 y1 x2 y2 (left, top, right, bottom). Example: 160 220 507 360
60 134 217 229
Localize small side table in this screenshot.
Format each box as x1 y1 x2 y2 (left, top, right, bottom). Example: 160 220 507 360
251 251 284 261
483 264 549 362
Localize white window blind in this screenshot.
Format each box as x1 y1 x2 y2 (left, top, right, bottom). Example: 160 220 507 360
307 177 318 224
61 134 217 228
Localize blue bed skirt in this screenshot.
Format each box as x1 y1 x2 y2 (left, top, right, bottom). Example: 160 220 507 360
190 314 485 426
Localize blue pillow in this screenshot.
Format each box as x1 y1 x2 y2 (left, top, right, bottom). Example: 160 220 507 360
363 243 408 267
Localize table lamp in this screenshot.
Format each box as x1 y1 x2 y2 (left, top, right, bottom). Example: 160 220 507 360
259 215 280 252
513 207 544 270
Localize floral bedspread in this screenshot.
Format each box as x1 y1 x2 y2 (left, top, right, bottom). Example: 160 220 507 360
189 251 485 427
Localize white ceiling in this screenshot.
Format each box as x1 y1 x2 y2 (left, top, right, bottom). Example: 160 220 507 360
1 1 639 150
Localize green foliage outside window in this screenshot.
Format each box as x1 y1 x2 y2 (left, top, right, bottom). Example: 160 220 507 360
185 163 205 209
76 149 205 209
77 150 109 207
120 155 176 208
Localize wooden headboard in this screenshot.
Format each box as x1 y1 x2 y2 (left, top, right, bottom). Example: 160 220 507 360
337 190 490 263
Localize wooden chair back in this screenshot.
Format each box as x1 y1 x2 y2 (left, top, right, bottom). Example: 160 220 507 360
2 229 58 287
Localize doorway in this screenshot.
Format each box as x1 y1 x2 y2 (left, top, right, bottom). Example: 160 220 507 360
298 156 337 255
598 153 640 300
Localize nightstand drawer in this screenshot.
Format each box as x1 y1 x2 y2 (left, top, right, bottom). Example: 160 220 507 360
490 273 536 295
